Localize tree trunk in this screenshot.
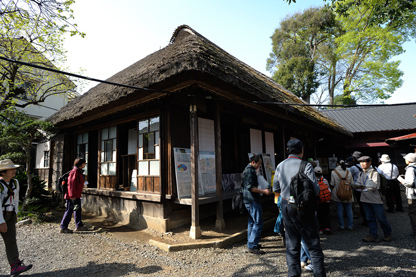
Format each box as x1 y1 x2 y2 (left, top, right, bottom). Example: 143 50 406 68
22 143 33 210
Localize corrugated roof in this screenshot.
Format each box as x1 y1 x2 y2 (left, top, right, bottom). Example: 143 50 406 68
322 103 416 133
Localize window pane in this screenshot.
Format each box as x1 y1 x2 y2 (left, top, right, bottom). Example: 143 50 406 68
149 116 159 132
101 151 104 161
149 160 159 175
77 134 82 144
143 133 155 159
155 146 160 159
138 120 148 134
155 131 159 145
85 153 88 161
102 128 108 140
138 148 143 160
84 164 88 175
112 150 116 161
101 141 104 151
104 140 112 162
109 162 116 175
109 126 117 139
138 134 143 147
138 161 149 175
83 133 88 143
77 145 80 155
113 138 117 150
100 163 108 175
85 144 88 152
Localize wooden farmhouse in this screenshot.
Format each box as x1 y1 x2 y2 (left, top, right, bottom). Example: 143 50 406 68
47 25 351 237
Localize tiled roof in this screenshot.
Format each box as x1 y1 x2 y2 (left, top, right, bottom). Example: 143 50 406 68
322 103 416 133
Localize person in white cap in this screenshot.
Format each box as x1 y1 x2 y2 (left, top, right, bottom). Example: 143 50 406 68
377 154 403 213
0 159 33 276
398 153 416 237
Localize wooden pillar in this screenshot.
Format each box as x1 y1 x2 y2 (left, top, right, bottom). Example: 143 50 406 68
214 101 225 230
190 99 201 239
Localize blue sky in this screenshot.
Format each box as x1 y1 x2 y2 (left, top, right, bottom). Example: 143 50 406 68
64 0 415 104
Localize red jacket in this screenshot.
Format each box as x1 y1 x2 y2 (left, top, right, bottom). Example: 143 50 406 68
65 166 85 199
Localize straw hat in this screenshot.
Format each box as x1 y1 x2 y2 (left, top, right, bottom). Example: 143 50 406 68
380 154 391 162
0 159 20 171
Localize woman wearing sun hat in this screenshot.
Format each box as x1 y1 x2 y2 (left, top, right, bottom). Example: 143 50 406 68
0 159 33 276
398 153 416 237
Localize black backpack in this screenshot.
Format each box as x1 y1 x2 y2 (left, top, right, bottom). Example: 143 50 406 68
231 187 246 215
57 170 71 195
289 161 318 218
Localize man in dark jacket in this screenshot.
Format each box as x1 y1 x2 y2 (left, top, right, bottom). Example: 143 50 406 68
242 154 272 254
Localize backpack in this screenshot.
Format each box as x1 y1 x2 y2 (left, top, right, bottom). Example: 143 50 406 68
57 170 71 195
0 179 16 208
231 187 246 215
289 161 318 218
375 164 394 195
317 177 331 203
334 169 352 201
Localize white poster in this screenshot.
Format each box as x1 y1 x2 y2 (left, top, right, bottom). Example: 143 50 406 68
261 153 274 184
199 151 216 194
174 148 204 198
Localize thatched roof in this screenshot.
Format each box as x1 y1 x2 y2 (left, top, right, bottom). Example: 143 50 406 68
48 25 351 136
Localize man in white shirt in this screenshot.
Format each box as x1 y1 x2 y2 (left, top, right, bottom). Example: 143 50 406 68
377 154 403 213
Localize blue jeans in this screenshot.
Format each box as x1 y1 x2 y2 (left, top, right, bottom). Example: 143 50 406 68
245 202 263 249
281 199 326 277
336 202 353 229
300 239 311 263
362 202 392 238
60 198 83 229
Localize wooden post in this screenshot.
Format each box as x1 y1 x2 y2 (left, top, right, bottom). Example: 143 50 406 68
190 99 201 239
214 101 225 230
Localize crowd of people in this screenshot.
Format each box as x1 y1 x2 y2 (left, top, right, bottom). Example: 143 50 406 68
241 139 416 277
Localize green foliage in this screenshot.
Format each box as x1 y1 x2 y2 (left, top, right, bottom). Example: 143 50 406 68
271 3 409 104
15 171 50 202
267 7 336 102
0 109 56 162
0 0 81 111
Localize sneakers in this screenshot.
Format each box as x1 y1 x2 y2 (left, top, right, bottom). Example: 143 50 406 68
382 234 392 242
255 243 262 249
248 248 265 255
348 227 354 231
301 261 307 268
304 264 314 272
11 260 32 276
362 235 379 242
60 228 73 234
75 225 88 232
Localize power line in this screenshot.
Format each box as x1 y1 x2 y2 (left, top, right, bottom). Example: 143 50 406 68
1 56 414 108
0 56 170 94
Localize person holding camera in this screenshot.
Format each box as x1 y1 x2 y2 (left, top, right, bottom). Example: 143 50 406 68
398 153 416 237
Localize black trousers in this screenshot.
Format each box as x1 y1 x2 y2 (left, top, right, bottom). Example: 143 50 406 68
385 180 403 211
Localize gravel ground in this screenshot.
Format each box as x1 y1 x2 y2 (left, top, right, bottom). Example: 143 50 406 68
1 204 416 276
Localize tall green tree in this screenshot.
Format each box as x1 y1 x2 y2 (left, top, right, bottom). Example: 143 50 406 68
0 108 55 209
270 4 410 104
0 0 82 112
267 7 336 102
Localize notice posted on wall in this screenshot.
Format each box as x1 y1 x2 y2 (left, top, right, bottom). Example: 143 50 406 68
174 148 204 199
199 151 216 195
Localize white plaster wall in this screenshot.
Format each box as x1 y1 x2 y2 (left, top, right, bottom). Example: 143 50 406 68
35 141 50 168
